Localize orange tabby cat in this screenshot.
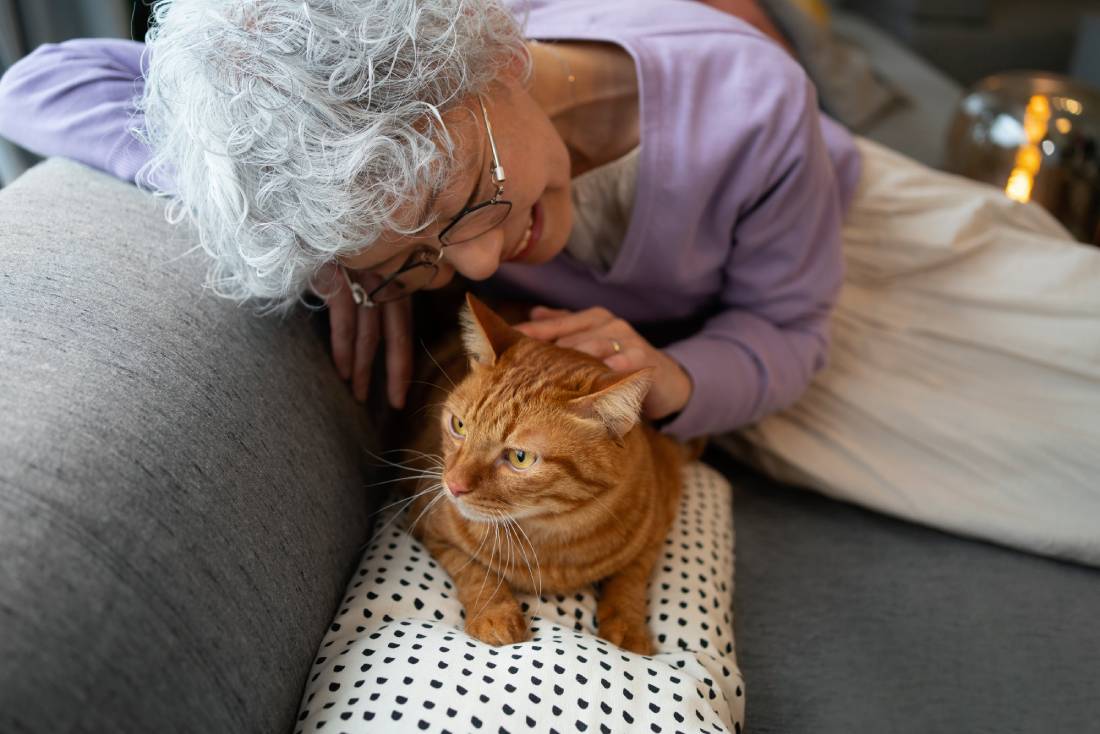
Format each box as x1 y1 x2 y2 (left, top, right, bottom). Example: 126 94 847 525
400 293 690 655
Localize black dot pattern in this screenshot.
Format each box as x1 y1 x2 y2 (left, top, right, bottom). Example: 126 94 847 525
295 462 744 733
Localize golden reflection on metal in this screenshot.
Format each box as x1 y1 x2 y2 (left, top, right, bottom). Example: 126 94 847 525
1005 95 1052 203
948 72 1100 244
1053 96 1084 115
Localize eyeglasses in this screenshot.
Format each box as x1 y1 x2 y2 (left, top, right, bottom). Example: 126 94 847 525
341 95 511 308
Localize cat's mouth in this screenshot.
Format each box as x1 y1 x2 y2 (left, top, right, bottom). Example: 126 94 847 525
448 494 501 523
446 494 530 525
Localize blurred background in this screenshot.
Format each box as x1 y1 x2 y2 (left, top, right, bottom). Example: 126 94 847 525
1 0 1098 239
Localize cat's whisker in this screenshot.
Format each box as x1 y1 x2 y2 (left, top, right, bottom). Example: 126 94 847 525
377 451 444 470
365 471 442 488
481 511 511 621
469 512 503 624
363 448 440 473
368 482 440 517
507 516 544 614
450 511 495 579
505 506 545 599
505 517 544 623
409 399 449 421
382 447 445 466
403 488 447 540
371 484 441 540
420 339 457 390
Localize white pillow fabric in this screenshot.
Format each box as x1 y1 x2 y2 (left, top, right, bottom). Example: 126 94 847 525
294 462 744 734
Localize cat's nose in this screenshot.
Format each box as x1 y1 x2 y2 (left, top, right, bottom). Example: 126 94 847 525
444 474 468 497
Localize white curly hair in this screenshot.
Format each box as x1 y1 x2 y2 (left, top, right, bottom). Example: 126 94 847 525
136 0 529 311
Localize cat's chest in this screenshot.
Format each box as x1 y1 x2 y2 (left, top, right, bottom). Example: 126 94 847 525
440 502 653 595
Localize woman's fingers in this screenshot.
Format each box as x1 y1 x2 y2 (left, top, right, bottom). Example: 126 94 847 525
555 319 631 352
519 302 694 420
383 298 414 410
351 304 382 402
318 264 357 381
568 334 630 360
514 306 613 341
528 305 569 320
603 350 639 372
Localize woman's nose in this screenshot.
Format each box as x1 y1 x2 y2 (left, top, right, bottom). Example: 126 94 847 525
442 230 505 281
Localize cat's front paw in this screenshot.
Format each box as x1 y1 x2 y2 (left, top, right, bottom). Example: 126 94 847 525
597 606 655 656
465 602 531 646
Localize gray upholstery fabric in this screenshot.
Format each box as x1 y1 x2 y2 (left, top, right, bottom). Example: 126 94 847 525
713 450 1100 733
0 159 383 733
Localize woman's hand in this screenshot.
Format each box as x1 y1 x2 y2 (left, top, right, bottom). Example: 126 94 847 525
514 305 693 421
312 263 413 409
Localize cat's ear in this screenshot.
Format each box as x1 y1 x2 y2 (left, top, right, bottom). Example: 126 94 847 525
568 368 654 439
460 293 524 366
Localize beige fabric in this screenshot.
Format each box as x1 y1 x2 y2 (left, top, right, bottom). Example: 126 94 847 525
723 137 1100 566
564 145 639 272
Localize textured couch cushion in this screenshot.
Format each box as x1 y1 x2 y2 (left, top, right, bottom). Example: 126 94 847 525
0 159 382 733
717 451 1100 733
294 462 745 734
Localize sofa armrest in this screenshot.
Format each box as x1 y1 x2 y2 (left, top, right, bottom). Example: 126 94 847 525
0 159 381 733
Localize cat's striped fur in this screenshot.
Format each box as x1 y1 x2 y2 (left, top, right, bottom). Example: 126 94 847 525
399 294 689 654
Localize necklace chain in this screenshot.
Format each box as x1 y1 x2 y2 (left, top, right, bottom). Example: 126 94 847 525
532 40 577 104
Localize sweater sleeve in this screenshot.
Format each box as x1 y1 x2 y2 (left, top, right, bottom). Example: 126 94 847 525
660 74 845 441
0 39 158 188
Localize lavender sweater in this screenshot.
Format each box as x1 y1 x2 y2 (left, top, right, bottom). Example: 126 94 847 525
0 0 860 440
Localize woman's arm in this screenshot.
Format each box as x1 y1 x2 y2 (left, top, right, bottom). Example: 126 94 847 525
696 0 795 55
0 39 157 187
660 74 845 440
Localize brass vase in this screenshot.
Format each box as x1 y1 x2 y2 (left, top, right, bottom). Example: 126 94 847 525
947 72 1100 245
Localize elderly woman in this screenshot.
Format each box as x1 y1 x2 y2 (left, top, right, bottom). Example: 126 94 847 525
1 0 1098 565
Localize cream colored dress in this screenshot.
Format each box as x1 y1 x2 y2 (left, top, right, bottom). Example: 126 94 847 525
575 137 1100 567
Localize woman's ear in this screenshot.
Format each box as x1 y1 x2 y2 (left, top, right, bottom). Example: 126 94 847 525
501 45 532 84
459 293 524 366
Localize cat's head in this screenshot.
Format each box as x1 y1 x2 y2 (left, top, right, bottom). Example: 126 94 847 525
437 294 653 522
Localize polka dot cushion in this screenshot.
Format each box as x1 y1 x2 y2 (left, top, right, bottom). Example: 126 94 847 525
295 461 744 733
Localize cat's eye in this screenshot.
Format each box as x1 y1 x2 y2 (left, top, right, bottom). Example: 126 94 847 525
449 414 467 438
505 448 536 470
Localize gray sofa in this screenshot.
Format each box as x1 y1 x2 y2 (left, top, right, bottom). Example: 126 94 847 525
3 157 1099 734
0 160 385 733
3 13 1100 734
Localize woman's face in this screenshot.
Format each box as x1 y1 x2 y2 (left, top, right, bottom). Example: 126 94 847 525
340 74 573 287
